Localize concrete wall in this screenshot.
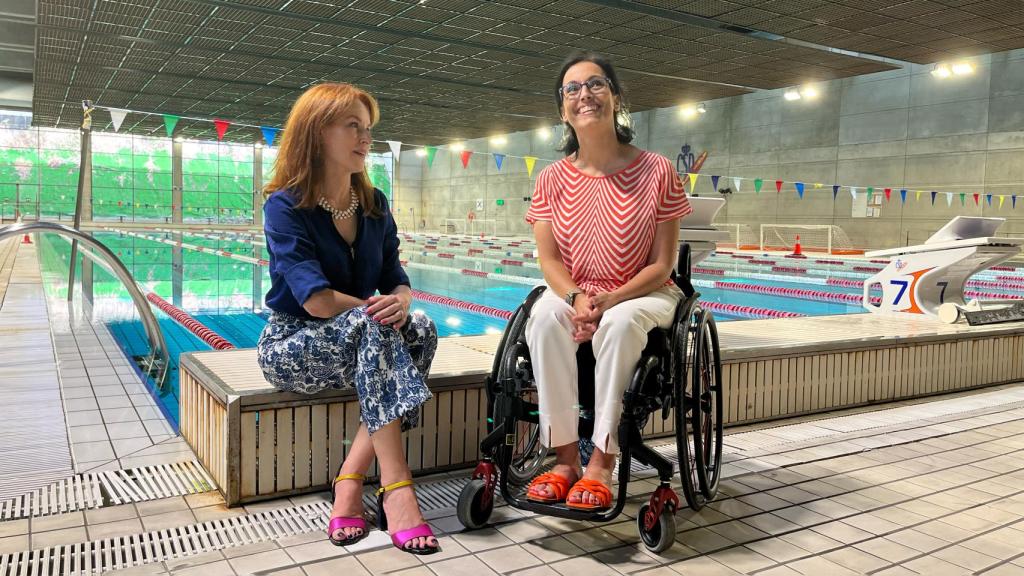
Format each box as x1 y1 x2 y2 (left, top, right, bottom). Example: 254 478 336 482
396 49 1024 250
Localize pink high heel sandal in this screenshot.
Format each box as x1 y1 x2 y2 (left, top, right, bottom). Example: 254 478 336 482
327 472 369 546
375 479 441 555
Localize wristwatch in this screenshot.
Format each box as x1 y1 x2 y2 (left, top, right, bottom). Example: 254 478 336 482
565 288 583 306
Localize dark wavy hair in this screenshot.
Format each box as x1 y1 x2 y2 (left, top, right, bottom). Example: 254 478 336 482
555 52 634 157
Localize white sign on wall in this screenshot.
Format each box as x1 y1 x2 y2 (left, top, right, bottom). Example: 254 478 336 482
476 199 483 211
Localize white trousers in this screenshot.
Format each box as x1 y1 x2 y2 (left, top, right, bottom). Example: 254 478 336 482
524 284 682 455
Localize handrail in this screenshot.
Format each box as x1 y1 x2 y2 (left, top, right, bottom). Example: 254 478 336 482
0 221 170 387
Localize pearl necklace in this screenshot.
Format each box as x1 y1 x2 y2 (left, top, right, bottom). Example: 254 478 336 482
318 188 359 220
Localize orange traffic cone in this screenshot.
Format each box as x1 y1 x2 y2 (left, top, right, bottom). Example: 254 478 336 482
21 233 32 245
791 235 802 256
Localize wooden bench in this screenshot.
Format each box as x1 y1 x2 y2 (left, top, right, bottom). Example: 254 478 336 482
180 316 1024 505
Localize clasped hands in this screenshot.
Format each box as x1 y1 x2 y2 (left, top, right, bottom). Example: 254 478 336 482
366 292 411 329
567 289 620 343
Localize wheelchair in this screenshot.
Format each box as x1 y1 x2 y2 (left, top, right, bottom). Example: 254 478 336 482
456 244 724 553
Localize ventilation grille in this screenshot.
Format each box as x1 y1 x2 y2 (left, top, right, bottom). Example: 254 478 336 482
0 501 332 576
0 462 216 521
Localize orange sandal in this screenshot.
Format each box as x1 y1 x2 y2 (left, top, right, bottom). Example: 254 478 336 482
525 472 573 504
565 478 613 511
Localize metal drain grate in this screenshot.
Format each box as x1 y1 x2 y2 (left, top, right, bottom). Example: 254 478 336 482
0 501 332 576
0 462 217 521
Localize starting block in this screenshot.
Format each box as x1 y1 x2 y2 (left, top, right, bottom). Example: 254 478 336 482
862 216 1024 319
678 197 730 266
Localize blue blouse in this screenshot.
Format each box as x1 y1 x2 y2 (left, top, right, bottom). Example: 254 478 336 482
263 188 410 319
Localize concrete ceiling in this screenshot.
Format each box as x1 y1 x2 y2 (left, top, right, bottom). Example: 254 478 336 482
22 0 1024 145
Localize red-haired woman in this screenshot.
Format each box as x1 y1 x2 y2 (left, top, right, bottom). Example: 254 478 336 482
257 82 439 555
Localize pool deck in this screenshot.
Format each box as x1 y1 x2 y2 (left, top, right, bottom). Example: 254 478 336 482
2 237 1024 574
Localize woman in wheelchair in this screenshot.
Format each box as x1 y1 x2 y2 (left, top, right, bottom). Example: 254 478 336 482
523 52 693 511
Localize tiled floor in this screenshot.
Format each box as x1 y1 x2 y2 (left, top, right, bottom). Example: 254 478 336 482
3 380 1020 574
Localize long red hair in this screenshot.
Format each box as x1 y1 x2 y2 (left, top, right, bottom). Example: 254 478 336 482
264 82 382 217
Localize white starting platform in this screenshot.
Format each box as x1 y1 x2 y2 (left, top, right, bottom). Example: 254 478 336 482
679 197 730 265
862 216 1024 320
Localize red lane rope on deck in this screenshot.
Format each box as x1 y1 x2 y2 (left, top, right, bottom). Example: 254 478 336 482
411 289 513 320
146 293 235 350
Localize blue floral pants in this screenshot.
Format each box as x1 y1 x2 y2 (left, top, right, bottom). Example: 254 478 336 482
256 307 437 434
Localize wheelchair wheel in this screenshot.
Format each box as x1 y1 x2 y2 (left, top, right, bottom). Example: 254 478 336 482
691 313 724 501
491 299 549 486
672 300 705 511
637 504 677 554
457 479 493 530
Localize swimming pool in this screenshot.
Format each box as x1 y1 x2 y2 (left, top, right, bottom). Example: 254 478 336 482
36 228 1024 427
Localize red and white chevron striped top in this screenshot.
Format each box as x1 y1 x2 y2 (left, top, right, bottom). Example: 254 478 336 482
526 150 692 293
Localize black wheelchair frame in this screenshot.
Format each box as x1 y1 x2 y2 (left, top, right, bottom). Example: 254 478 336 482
457 244 724 553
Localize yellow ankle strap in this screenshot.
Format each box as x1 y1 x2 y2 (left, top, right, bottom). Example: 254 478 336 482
334 473 365 484
375 479 414 496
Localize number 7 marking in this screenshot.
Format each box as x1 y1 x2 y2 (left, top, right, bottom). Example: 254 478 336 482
891 279 909 304
937 281 948 303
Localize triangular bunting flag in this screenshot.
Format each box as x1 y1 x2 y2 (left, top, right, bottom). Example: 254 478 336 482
494 154 505 171
754 178 763 194
884 188 891 202
999 195 1005 209
972 193 979 205
425 146 437 167
524 156 537 177
850 187 858 200
733 177 741 192
931 191 937 205
900 189 907 204
711 175 720 192
1013 195 1017 209
814 183 823 189
867 187 875 201
960 193 966 206
163 114 179 137
109 108 128 132
832 185 839 200
775 180 783 194
214 119 230 141
795 182 804 199
986 194 992 206
916 190 922 202
260 126 280 147
688 173 699 191
460 150 472 169
387 140 402 158
946 192 953 207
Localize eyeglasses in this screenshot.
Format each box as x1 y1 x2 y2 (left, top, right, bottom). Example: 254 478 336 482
558 76 613 100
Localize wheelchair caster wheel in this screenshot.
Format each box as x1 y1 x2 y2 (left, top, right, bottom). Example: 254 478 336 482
636 504 676 554
457 479 494 530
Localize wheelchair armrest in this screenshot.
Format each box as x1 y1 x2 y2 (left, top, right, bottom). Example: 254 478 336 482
674 243 696 298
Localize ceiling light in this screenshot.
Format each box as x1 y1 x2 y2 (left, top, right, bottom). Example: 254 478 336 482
696 102 706 114
952 61 974 75
784 90 801 101
174 137 184 143
538 126 551 140
415 149 427 157
679 105 697 118
931 64 952 78
489 136 506 146
800 86 818 99
450 142 465 152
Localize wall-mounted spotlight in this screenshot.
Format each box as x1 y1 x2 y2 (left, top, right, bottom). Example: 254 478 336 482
783 89 801 101
931 63 952 78
696 102 706 114
489 136 507 146
679 103 706 118
538 126 551 141
951 62 975 75
415 149 427 157
450 142 465 151
800 86 818 99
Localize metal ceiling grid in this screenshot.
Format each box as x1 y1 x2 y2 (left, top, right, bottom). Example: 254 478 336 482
30 0 1007 144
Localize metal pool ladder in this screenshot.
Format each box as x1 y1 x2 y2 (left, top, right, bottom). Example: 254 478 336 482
0 221 170 387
